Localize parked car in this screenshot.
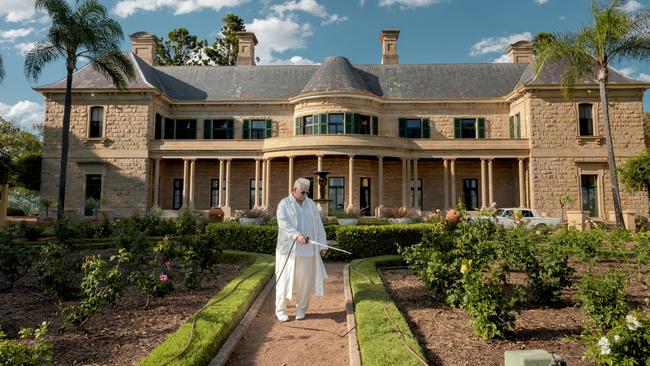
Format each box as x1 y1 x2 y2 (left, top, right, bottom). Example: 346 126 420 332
494 208 561 229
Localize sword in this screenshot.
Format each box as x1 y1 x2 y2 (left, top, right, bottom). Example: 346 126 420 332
306 240 352 255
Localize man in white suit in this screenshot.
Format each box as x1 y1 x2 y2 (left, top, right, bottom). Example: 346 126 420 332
275 178 328 322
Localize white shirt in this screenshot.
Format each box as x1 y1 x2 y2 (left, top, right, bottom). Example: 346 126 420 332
295 200 315 257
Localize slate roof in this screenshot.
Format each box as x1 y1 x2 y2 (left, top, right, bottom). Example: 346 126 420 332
35 54 644 101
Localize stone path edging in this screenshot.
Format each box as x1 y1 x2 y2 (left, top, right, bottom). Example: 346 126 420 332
208 276 275 366
343 264 361 366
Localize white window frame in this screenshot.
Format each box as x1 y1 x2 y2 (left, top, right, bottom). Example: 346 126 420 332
86 105 107 139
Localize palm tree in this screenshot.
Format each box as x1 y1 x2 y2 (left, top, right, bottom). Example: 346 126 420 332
25 0 134 220
533 0 650 227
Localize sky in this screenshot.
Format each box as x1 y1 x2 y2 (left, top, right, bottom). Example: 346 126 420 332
1 0 650 131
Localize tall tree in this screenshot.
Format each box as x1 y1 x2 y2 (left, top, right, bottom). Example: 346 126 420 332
533 0 650 227
0 117 42 191
619 151 650 215
206 13 246 66
24 0 135 220
156 28 207 66
0 54 5 82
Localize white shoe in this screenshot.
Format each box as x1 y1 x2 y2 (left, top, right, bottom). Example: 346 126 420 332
295 309 305 320
276 313 289 322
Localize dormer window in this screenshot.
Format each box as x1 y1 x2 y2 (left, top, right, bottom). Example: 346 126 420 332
89 106 104 138
578 103 594 136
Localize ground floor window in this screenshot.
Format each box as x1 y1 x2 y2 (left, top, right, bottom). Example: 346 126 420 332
463 179 479 210
581 174 599 217
410 178 422 209
360 177 371 216
84 174 102 216
328 177 345 215
173 178 183 210
249 179 263 209
210 179 219 208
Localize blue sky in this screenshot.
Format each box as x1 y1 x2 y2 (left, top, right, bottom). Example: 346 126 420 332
1 0 650 131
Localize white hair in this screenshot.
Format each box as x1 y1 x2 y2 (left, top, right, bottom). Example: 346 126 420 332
293 177 310 190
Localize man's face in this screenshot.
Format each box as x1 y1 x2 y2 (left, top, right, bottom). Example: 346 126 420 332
292 186 309 203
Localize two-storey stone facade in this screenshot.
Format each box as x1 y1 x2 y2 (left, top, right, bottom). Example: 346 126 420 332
36 31 648 220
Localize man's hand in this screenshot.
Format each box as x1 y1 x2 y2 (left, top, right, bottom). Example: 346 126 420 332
296 234 307 245
320 249 326 257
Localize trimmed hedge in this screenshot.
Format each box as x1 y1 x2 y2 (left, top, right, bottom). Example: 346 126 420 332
138 251 274 366
350 256 427 366
328 224 431 260
205 223 277 254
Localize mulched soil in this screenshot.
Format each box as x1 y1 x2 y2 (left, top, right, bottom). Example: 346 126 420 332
381 258 650 366
0 250 247 366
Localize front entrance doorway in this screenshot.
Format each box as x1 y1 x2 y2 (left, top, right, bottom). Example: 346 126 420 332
360 177 371 216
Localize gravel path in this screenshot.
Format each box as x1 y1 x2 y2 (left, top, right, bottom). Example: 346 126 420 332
227 262 349 366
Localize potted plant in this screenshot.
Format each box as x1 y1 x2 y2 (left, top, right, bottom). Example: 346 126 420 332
337 206 359 226
40 198 53 226
85 197 108 223
387 206 414 224
557 192 575 227
236 207 271 225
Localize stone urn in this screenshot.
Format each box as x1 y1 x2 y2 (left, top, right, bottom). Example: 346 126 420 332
445 209 460 223
239 217 262 225
337 218 358 226
388 217 413 224
208 207 225 222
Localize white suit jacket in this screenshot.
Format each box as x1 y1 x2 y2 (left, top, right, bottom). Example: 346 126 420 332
275 194 328 300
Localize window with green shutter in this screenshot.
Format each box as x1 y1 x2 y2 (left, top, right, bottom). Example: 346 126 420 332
509 116 515 139
207 119 233 139
455 118 486 139
295 116 301 136
328 114 344 134
226 119 234 139
251 119 267 139
515 113 521 138
242 119 250 139
164 118 175 139
399 118 407 137
175 119 196 139
422 118 430 138
344 112 353 134
203 119 212 139
477 118 486 138
319 114 327 134
453 118 461 138
266 119 273 138
372 116 378 135
404 118 422 138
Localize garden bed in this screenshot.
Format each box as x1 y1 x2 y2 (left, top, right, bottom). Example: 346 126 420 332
0 250 250 365
380 257 650 366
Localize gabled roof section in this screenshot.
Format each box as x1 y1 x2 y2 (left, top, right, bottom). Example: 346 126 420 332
35 53 156 91
298 56 379 97
519 59 639 86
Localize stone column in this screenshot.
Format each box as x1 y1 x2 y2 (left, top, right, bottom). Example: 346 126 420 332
225 160 231 208
260 160 266 208
518 158 525 208
488 158 494 205
317 155 324 199
218 159 224 207
288 156 294 194
189 159 196 209
377 156 384 216
480 159 487 208
265 159 272 207
153 158 160 208
450 159 456 208
401 158 408 207
182 159 189 208
348 155 355 209
413 158 419 209
406 158 412 207
254 159 261 208
525 160 530 207
443 159 449 210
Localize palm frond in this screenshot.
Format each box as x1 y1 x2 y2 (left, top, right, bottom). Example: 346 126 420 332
89 51 135 90
24 41 61 80
35 0 72 27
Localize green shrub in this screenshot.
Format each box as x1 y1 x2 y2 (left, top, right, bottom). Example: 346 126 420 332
632 232 650 285
0 322 53 366
577 270 629 331
175 209 202 236
35 242 79 299
583 312 650 365
54 219 98 242
6 207 25 216
527 243 574 305
205 223 277 254
19 222 44 241
0 235 36 290
330 224 429 260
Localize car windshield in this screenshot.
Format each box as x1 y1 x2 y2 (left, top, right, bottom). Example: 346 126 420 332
496 209 505 217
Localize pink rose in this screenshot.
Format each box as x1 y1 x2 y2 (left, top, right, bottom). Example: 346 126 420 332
164 260 172 269
159 274 168 282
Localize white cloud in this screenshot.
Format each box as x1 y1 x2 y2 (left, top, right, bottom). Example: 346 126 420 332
470 32 532 56
0 0 36 22
615 66 635 78
112 0 249 18
620 0 642 13
559 15 567 20
534 0 549 4
268 55 318 65
0 100 44 131
247 16 313 64
610 65 650 81
271 0 347 25
637 73 650 81
491 54 510 63
14 42 35 56
378 0 442 8
0 27 35 42
359 0 366 5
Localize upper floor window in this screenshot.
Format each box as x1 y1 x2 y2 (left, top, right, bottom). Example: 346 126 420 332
328 114 344 134
578 103 594 136
295 113 378 135
203 119 234 139
89 106 104 138
243 119 272 139
509 113 522 138
398 118 430 138
161 118 197 139
303 115 317 135
155 113 162 139
454 118 486 139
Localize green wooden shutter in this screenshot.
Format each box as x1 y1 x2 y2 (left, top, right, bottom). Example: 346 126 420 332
227 119 234 139
477 118 486 139
516 113 522 138
422 118 430 138
509 116 514 139
242 119 250 139
453 118 461 138
295 117 301 136
203 119 212 139
190 119 197 139
266 119 273 138
155 114 162 140
345 112 353 134
398 118 406 137
319 114 327 134
353 113 360 134
372 116 378 135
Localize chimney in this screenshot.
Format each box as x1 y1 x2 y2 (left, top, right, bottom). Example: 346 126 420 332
129 32 160 66
507 40 533 64
380 29 400 65
236 32 258 66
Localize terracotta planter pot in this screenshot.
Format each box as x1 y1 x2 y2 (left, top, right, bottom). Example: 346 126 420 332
208 207 225 222
445 209 460 223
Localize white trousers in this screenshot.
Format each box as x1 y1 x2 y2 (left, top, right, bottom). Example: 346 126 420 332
275 254 317 316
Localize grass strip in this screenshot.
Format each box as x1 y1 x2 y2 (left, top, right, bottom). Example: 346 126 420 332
349 255 427 366
138 250 274 366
